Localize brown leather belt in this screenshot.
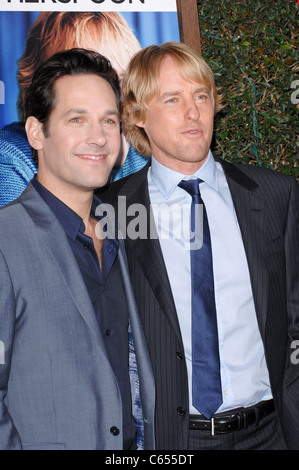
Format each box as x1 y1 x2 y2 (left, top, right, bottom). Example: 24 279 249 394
189 399 275 435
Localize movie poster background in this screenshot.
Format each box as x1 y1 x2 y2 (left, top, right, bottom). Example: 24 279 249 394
0 1 180 127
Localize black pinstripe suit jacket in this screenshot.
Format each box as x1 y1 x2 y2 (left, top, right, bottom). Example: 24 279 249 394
97 157 299 450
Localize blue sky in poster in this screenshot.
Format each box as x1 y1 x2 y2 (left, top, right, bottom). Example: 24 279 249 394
0 11 179 127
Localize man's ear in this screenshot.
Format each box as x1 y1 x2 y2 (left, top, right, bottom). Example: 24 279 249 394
136 119 145 129
135 110 146 129
128 104 146 129
25 116 44 151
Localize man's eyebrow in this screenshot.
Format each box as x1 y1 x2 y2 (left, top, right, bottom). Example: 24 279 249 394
159 86 210 101
64 108 88 115
63 109 120 117
159 90 181 101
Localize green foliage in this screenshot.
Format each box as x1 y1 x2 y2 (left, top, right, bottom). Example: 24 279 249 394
197 0 298 178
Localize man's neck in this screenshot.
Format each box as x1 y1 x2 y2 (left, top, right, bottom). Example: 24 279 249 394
36 174 94 225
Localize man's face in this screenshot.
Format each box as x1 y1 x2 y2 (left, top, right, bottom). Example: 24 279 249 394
33 73 121 195
139 57 214 174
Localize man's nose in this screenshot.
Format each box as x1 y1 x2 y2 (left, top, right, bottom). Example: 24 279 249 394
86 122 107 146
185 98 200 121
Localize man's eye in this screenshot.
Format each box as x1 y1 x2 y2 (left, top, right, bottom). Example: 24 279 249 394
103 118 120 126
70 117 82 123
196 94 208 101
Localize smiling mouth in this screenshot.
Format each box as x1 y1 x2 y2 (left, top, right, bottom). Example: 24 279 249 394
77 154 107 160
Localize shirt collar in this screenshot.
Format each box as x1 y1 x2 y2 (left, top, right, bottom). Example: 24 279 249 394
149 150 219 199
31 177 86 242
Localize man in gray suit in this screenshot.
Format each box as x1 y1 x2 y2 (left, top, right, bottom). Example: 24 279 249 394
0 48 155 450
98 42 299 449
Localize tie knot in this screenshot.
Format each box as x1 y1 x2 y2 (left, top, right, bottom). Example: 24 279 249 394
178 178 202 198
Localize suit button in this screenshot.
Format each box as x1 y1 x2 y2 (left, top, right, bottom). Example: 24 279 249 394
176 352 183 360
177 407 186 416
106 329 111 336
110 426 120 436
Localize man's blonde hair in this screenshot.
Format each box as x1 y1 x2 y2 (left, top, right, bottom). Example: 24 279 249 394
17 12 141 120
122 41 224 157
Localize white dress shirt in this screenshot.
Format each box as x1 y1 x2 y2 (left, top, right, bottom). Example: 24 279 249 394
148 151 272 414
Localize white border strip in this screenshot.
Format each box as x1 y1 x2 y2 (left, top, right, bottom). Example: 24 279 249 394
1 0 177 12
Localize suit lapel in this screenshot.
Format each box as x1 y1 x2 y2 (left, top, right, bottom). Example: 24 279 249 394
117 240 156 445
220 159 269 336
20 183 105 344
116 167 183 341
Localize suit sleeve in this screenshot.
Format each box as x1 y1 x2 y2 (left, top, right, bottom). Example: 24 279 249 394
0 249 22 449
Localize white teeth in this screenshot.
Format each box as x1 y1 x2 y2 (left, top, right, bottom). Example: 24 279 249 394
79 155 104 160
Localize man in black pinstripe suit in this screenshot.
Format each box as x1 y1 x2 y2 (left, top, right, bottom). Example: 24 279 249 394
97 42 299 450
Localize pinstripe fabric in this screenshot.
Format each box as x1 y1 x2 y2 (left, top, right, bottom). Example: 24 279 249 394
124 176 189 449
126 252 189 449
221 160 299 450
97 157 299 450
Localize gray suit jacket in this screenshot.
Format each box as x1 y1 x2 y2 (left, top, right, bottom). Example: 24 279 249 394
98 157 299 450
0 182 155 450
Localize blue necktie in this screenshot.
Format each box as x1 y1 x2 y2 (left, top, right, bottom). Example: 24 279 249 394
178 178 222 418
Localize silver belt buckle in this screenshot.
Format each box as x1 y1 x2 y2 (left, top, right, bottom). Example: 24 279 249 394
211 417 215 436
